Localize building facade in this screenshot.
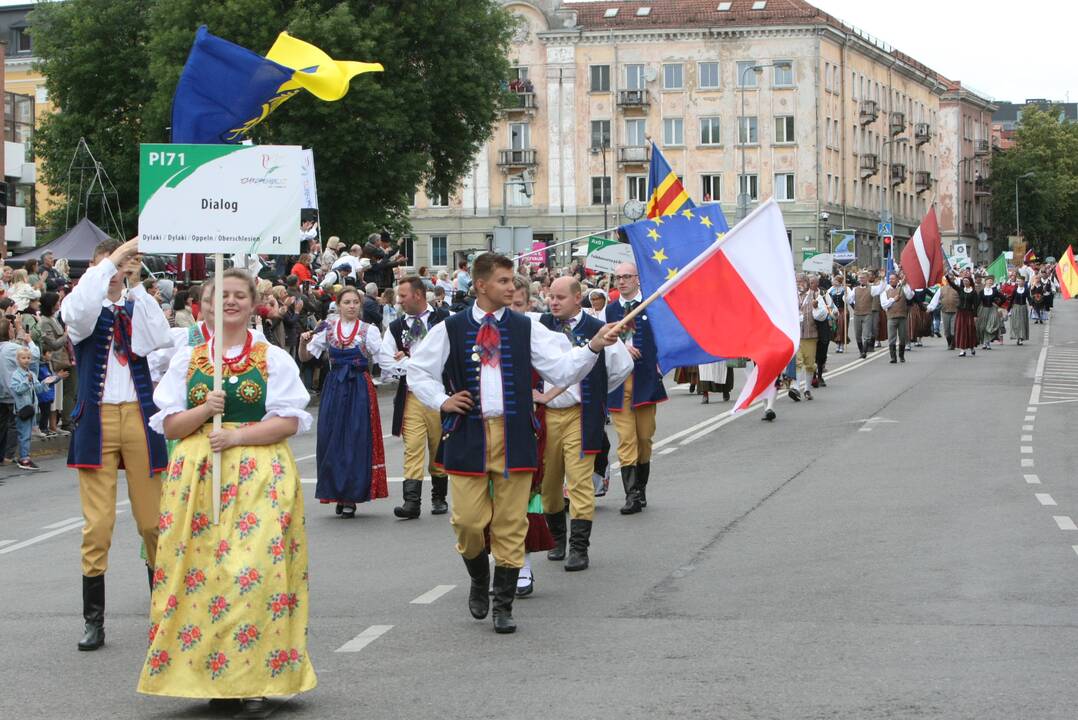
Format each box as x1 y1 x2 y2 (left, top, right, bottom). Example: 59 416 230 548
408 0 957 272
937 82 996 261
1 0 43 253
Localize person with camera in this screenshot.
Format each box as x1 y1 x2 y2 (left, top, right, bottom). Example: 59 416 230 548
8 346 61 470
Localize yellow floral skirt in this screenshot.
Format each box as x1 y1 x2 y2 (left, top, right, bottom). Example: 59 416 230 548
138 425 317 698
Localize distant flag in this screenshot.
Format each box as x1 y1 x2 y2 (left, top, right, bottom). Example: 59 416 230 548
171 26 382 144
621 199 799 411
1056 245 1078 299
646 142 695 219
1024 248 1038 265
898 208 945 288
986 252 1008 283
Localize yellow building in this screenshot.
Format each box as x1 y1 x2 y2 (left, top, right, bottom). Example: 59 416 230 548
409 0 963 272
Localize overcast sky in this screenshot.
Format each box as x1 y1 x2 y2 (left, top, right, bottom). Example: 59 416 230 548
814 0 1073 103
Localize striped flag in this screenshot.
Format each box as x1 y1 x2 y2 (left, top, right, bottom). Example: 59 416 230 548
898 208 944 288
646 142 695 219
1056 245 1078 299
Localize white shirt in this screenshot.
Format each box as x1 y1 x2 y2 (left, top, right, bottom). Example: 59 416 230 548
305 317 381 359
60 259 172 404
880 283 915 309
603 291 643 348
844 279 887 305
542 310 633 409
148 324 269 383
150 332 312 434
407 303 599 418
332 254 364 275
378 307 434 379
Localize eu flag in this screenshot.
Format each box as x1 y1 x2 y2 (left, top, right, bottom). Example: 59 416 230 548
620 202 731 369
646 142 695 219
171 26 297 144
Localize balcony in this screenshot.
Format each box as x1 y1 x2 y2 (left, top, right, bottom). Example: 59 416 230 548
890 112 906 137
914 122 931 145
974 139 990 156
616 145 650 165
497 148 538 168
859 153 879 177
890 163 907 186
915 171 932 193
859 100 879 125
975 177 992 196
617 89 650 110
502 91 538 116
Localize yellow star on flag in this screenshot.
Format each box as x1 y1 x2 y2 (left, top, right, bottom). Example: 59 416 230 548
715 231 727 241
665 267 679 280
651 248 668 264
647 228 661 241
681 208 694 220
699 215 713 228
652 216 664 226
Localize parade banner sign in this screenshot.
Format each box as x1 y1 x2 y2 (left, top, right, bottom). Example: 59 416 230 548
585 235 634 274
802 252 834 273
951 243 972 270
138 143 303 256
832 230 857 265
300 148 319 210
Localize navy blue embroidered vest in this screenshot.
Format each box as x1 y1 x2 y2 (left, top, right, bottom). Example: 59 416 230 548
389 306 450 436
539 312 608 454
439 310 537 475
68 302 168 472
604 300 667 410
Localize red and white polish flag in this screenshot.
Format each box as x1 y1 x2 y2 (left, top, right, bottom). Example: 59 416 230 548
899 208 945 288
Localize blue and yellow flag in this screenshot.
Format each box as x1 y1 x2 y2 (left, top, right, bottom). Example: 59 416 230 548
171 26 383 144
646 142 695 219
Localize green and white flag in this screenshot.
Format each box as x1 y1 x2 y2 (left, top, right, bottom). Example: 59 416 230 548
986 252 1008 283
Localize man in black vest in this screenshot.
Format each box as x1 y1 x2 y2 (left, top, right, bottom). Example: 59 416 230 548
379 276 451 518
536 277 631 571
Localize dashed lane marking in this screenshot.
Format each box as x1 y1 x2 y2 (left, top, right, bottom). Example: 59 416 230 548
1027 406 1038 413
1021 446 1034 454
1023 425 1035 431
658 447 677 455
42 517 84 530
1022 435 1034 442
1022 459 1035 467
1036 493 1057 506
1025 474 1041 484
1024 415 1036 422
336 625 394 653
1053 516 1077 531
410 585 456 605
0 522 85 556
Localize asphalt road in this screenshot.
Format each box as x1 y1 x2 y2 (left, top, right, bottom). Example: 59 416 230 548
2 303 1077 720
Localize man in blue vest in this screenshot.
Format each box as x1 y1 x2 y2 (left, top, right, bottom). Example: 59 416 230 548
407 253 619 634
604 262 667 515
379 276 451 518
60 237 172 652
536 277 631 572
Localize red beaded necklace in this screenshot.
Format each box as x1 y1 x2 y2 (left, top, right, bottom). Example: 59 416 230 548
211 331 254 375
335 317 361 347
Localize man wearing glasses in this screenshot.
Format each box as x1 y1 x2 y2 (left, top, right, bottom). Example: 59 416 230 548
603 262 666 516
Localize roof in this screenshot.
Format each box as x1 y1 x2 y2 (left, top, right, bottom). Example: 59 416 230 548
563 0 940 80
993 99 1078 125
8 217 112 263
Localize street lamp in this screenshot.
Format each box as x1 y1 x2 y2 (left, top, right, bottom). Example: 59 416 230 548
1015 170 1036 238
737 60 792 221
590 141 610 230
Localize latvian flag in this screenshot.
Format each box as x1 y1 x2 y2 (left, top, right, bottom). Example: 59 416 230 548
899 208 945 288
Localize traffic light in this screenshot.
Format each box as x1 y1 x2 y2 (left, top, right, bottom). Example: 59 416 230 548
882 235 893 259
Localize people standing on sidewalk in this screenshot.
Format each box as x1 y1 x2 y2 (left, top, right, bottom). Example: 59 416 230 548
35 292 75 435
8 347 60 469
60 237 173 652
302 287 385 518
378 276 451 519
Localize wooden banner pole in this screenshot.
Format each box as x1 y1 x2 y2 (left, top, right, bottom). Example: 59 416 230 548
211 253 224 525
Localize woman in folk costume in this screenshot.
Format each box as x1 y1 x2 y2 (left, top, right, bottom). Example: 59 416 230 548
696 361 732 403
1009 273 1031 345
906 288 930 349
976 275 1005 350
139 270 316 712
301 286 386 518
828 274 849 354
954 274 980 357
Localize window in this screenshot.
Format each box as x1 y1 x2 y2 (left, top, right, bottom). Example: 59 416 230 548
10 26 31 55
752 0 767 8
663 63 683 90
604 8 619 18
408 191 416 207
636 6 651 16
625 118 647 146
590 65 610 92
429 191 448 207
627 176 647 201
737 116 758 145
625 64 646 90
431 236 448 266
701 174 721 203
509 122 530 150
506 180 531 207
851 71 858 100
5 92 35 145
738 174 759 201
510 66 528 82
663 117 684 146
698 61 720 89
718 1 732 10
591 120 611 149
774 173 795 201
699 116 721 145
401 236 415 263
591 176 611 206
774 115 795 144
736 61 758 87
774 61 793 87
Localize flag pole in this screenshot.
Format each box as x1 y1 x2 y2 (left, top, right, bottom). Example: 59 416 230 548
211 253 223 525
510 227 617 262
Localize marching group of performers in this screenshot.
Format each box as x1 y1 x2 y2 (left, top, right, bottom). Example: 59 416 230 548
63 240 663 714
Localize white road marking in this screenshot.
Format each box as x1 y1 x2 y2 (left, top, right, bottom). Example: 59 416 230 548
1025 474 1041 484
336 624 394 653
0 540 15 549
658 447 676 455
1023 425 1034 431
1053 516 1077 531
1073 546 1078 558
301 477 406 485
1024 415 1036 422
294 453 315 462
1036 493 1057 506
42 517 83 530
1021 446 1033 454
1021 459 1035 467
1022 435 1033 442
858 427 872 432
410 584 456 605
0 521 84 556
1027 406 1037 413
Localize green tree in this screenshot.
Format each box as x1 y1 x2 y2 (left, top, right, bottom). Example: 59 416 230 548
989 105 1078 259
32 0 513 241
